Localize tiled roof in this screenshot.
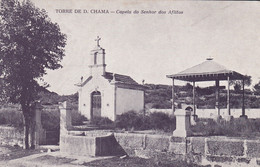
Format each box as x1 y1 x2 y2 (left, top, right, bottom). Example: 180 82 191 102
103 72 139 85
167 59 244 81
75 72 144 90
177 59 231 75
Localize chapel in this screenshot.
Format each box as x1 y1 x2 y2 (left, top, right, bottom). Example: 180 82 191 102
76 37 145 121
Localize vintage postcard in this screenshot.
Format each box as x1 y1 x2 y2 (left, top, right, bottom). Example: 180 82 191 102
1 0 260 166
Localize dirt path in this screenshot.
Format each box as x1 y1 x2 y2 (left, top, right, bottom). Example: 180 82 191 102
0 145 205 167
0 145 115 167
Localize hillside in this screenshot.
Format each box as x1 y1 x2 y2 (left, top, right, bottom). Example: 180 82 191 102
1 83 260 110
144 83 260 109
33 83 260 110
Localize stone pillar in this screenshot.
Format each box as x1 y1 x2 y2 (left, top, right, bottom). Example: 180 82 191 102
173 110 192 137
59 101 72 136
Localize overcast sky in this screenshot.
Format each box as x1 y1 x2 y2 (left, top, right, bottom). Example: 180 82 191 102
31 0 260 95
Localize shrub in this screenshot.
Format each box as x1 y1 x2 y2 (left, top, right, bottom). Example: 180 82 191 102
140 115 151 130
71 110 88 126
42 109 88 130
191 118 224 136
115 111 144 130
115 111 176 132
191 118 260 137
0 109 23 128
223 118 260 137
149 112 176 132
91 116 113 127
0 105 88 131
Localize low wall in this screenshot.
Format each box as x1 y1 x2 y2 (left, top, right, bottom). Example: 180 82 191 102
59 103 260 166
60 132 125 156
150 108 260 119
60 127 260 166
187 136 260 166
113 132 260 166
113 133 170 156
60 135 96 156
0 126 46 147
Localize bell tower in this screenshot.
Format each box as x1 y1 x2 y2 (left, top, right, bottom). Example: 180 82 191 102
89 36 106 76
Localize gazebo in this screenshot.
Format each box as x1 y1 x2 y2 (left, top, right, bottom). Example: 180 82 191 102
166 58 247 120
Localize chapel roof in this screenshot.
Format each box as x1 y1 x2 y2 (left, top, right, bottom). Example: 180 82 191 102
75 72 144 90
166 58 244 82
103 72 139 85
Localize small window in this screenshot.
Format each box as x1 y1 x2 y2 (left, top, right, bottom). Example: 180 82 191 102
94 52 97 64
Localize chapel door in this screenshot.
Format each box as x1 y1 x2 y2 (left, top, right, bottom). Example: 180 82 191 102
91 91 101 119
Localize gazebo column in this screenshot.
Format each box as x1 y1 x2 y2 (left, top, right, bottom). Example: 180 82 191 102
227 76 230 115
240 78 248 119
225 76 233 121
214 79 222 121
191 81 198 125
172 78 175 114
215 80 220 115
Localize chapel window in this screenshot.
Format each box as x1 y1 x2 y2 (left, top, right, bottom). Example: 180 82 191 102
94 52 97 64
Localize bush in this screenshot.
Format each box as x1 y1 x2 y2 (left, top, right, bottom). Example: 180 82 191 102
191 118 224 136
115 111 145 130
223 118 260 137
115 111 176 132
149 112 176 132
191 118 260 137
91 116 113 127
0 109 23 128
0 105 88 131
71 110 88 126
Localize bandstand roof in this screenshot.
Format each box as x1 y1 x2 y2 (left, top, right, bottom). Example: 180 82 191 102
166 58 244 82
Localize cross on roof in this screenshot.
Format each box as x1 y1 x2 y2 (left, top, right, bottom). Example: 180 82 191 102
95 36 101 46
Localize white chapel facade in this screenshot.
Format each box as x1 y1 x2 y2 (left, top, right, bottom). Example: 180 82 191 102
76 37 145 121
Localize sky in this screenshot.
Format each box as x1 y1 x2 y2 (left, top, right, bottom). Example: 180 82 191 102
30 0 260 95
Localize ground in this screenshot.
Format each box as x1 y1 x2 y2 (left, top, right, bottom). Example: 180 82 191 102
0 145 205 167
0 145 42 161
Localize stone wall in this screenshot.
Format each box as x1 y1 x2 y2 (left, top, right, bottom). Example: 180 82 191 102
0 126 46 147
60 129 260 165
188 136 260 166
60 132 125 156
112 132 260 166
0 126 23 147
113 133 170 158
60 102 260 166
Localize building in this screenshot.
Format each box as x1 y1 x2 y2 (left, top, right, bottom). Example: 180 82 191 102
166 58 246 121
76 37 145 121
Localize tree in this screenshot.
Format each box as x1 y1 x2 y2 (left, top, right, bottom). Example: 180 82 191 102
253 81 260 95
230 75 252 92
0 0 66 149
